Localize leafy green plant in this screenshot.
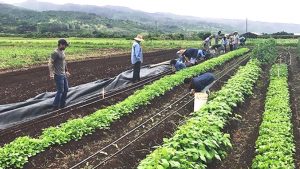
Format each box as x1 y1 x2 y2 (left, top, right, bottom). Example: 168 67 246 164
252 64 295 169
251 38 277 64
0 48 249 169
138 59 261 169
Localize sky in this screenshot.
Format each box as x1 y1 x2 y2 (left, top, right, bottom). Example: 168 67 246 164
3 0 300 24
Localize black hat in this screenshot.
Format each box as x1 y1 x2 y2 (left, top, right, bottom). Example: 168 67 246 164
58 39 69 46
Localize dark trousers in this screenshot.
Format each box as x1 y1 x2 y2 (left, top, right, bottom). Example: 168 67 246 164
229 44 233 51
53 74 69 107
132 61 141 81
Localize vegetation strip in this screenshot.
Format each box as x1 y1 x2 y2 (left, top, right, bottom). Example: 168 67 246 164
0 48 249 169
0 38 201 69
138 59 261 169
252 64 295 168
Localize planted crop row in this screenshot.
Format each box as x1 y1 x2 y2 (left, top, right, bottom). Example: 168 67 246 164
252 64 295 169
138 59 261 169
251 38 277 64
247 39 298 47
0 48 249 169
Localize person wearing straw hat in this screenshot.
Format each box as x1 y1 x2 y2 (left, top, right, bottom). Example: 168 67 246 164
131 34 144 83
48 39 70 109
176 48 207 65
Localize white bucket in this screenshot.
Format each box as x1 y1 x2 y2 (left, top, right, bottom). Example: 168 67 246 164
194 92 208 112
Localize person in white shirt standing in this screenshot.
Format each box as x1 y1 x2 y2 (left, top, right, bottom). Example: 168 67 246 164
214 31 222 45
233 31 240 50
203 35 213 51
221 35 229 53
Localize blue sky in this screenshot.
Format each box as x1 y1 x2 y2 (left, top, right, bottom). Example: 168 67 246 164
3 0 300 24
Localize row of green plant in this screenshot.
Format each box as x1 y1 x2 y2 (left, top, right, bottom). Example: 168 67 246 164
251 38 278 64
138 59 262 169
246 38 298 47
252 64 295 168
0 48 249 169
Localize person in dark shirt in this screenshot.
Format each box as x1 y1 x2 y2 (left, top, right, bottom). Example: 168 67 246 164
177 48 207 65
239 36 246 46
48 39 70 109
184 73 215 95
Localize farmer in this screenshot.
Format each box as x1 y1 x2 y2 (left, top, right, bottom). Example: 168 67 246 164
184 72 215 95
177 48 207 65
221 35 228 53
233 31 240 49
48 39 70 109
170 59 186 71
131 34 144 83
229 34 234 51
239 36 246 46
214 31 222 45
203 35 213 51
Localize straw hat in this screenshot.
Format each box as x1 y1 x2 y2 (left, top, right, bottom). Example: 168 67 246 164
176 49 186 56
134 34 144 41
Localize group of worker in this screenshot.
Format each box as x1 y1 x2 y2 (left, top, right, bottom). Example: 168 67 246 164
48 30 244 109
204 31 246 53
170 48 208 71
169 31 246 72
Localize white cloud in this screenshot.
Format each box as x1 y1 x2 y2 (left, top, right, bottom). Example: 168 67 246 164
3 0 300 24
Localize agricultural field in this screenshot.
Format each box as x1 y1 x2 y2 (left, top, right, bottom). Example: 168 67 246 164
0 36 297 70
0 38 300 169
0 37 200 69
246 38 298 47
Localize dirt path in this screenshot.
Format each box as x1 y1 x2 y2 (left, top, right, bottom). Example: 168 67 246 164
288 48 300 168
0 49 177 104
208 64 269 169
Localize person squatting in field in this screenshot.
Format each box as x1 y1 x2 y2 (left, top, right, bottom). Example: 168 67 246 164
170 59 186 71
176 48 208 66
184 72 216 95
131 34 144 83
48 39 70 110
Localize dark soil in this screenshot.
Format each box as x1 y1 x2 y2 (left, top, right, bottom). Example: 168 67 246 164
23 54 249 169
0 72 170 147
97 55 249 169
287 48 300 168
0 49 177 104
207 63 270 169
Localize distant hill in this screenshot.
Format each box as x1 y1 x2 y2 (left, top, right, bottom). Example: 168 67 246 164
0 3 176 37
1 0 299 39
0 2 236 39
15 0 300 34
14 0 236 33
